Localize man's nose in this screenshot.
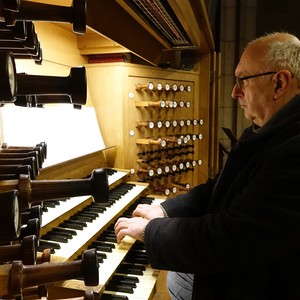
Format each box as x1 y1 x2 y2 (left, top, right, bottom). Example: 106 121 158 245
231 83 241 99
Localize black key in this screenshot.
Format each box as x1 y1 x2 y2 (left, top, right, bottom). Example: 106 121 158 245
97 233 117 243
125 250 149 264
52 227 76 237
116 263 144 276
41 233 69 243
97 252 107 260
77 211 98 219
39 239 61 249
59 221 84 230
36 243 55 254
96 256 104 263
70 215 93 223
89 244 112 252
43 201 58 208
85 206 105 213
100 294 128 300
105 282 134 294
110 274 139 285
92 240 115 249
91 203 108 211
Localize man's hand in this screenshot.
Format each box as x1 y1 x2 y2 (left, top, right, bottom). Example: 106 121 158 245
133 204 165 219
114 217 149 243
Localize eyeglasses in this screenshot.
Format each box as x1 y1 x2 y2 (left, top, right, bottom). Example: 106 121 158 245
235 71 277 89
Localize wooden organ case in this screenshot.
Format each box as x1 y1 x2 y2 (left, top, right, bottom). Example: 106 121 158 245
87 64 209 195
0 0 220 300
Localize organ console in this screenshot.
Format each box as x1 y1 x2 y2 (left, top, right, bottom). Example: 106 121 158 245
39 170 165 299
0 0 219 298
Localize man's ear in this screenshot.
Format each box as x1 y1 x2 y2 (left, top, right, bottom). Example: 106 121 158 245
275 81 282 92
273 71 292 99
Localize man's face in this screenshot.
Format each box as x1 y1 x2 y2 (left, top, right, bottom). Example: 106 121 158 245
231 45 276 127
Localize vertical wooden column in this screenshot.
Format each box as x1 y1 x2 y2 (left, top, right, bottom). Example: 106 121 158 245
208 52 221 178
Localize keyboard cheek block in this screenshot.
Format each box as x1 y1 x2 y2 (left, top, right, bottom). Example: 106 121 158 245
1 248 99 297
0 168 109 209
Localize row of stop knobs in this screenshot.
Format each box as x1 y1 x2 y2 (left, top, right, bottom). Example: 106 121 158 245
136 82 192 92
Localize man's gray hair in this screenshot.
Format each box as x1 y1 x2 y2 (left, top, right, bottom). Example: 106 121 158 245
254 32 300 82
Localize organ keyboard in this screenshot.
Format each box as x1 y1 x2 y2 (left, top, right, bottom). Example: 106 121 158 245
38 162 164 299
42 169 130 227
101 245 159 300
47 194 163 299
39 182 148 261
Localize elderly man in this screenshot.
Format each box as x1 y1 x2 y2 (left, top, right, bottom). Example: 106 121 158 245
115 32 300 299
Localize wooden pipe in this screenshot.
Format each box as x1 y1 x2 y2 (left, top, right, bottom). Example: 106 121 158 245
3 0 87 34
10 40 40 57
36 248 51 264
21 281 94 300
19 217 40 242
0 234 36 264
2 141 46 152
17 241 50 300
0 190 21 241
13 49 43 64
47 290 95 300
0 163 36 179
0 150 41 169
0 156 39 176
0 20 26 40
0 20 26 41
21 204 42 225
21 284 48 299
1 0 20 11
0 164 34 180
16 67 86 106
0 173 27 180
8 29 41 64
0 168 109 209
11 42 39 55
0 51 17 102
0 21 36 49
0 248 98 297
1 142 47 163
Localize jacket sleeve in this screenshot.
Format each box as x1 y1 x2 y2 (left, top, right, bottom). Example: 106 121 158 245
160 177 217 217
144 140 300 275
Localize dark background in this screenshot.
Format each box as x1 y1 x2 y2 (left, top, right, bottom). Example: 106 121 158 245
256 0 300 37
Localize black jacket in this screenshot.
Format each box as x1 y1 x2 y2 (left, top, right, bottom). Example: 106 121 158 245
144 94 300 299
